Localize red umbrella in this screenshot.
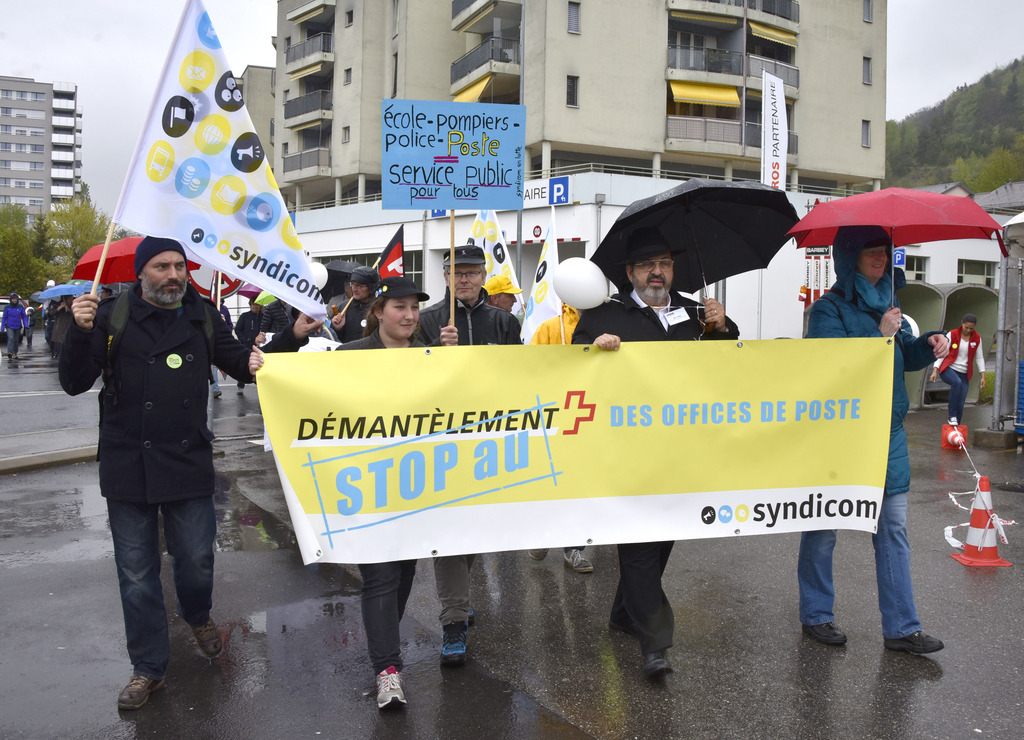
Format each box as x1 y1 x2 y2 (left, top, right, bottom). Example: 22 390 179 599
788 188 1006 255
72 237 143 284
72 237 198 283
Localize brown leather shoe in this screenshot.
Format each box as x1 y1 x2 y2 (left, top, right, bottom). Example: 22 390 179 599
192 619 223 657
117 675 164 710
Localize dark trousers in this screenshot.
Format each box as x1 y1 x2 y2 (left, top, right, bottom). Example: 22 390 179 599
610 541 675 654
358 560 417 674
107 496 216 680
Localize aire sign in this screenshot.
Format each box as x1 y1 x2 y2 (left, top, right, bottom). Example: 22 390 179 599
522 176 571 209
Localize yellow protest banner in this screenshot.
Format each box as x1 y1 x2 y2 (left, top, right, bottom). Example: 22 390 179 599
257 338 894 564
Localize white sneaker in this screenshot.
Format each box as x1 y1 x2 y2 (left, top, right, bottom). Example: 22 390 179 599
564 548 594 573
949 417 958 426
528 549 549 560
375 666 406 709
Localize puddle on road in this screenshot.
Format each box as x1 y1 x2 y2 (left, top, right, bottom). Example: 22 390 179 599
213 472 298 553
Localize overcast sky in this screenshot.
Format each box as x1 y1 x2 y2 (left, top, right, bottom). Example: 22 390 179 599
1 0 1022 217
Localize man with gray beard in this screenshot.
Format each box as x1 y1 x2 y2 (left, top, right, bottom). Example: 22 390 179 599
59 236 320 710
572 227 738 680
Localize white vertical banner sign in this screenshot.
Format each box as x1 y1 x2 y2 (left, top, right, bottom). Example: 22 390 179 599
520 206 561 344
760 70 787 189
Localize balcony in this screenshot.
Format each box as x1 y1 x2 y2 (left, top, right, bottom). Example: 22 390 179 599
668 46 743 76
668 47 799 89
667 0 798 24
748 54 799 88
52 98 75 111
451 37 520 86
283 90 333 129
51 168 74 180
51 133 75 146
51 185 74 198
51 116 77 129
282 147 331 181
666 115 798 154
749 0 799 23
285 33 334 80
51 150 74 163
452 0 522 34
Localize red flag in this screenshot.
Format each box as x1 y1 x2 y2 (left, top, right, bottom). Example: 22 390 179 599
376 225 405 279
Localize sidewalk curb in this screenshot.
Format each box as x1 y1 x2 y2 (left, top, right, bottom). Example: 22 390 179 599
0 446 98 475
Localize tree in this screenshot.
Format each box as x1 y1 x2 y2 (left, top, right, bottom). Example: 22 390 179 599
46 196 111 283
29 213 54 263
975 147 1024 192
0 205 47 298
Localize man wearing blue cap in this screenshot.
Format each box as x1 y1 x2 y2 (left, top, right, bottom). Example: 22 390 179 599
59 236 322 710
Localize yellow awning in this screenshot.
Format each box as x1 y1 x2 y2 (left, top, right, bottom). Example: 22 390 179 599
670 11 738 27
454 74 492 103
669 80 740 108
748 20 797 48
289 62 323 81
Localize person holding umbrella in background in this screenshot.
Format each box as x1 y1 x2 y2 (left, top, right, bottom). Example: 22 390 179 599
797 225 948 654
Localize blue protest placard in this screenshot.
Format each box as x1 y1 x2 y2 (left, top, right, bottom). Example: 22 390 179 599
381 100 526 211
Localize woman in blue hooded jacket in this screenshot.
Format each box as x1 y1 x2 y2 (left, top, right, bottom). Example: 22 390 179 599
798 225 949 654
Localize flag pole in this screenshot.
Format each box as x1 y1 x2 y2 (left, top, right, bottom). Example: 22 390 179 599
449 211 456 326
90 221 118 296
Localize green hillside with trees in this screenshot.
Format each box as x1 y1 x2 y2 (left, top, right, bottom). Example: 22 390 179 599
886 58 1024 191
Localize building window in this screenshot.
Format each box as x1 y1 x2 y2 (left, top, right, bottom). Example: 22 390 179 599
567 75 579 107
903 255 927 281
958 259 996 287
863 0 872 22
345 10 354 26
861 120 871 147
392 0 399 37
862 57 872 85
344 68 352 85
568 2 580 34
342 126 350 143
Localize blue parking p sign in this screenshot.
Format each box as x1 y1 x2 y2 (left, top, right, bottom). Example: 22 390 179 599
893 247 905 267
549 176 569 205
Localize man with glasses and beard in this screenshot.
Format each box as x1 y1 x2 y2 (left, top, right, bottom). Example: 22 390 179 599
572 227 738 680
59 236 320 711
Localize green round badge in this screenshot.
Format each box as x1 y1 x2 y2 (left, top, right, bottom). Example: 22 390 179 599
166 353 183 369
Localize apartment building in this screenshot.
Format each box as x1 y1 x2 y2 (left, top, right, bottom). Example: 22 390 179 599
273 0 886 210
0 76 82 223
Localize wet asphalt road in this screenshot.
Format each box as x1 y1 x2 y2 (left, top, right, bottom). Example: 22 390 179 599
2 343 1024 739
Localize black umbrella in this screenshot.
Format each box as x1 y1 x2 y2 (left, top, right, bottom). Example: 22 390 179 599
322 259 363 303
593 179 799 294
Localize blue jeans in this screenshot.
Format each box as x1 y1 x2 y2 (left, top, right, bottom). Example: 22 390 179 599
6 329 19 356
107 496 216 680
798 492 921 639
940 367 969 422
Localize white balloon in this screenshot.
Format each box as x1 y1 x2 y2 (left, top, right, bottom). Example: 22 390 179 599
553 258 609 310
309 262 329 290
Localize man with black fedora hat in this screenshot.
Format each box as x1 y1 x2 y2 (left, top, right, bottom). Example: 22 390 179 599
573 226 738 680
59 235 322 710
417 244 520 668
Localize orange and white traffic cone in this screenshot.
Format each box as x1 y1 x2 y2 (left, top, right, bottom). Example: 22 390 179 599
950 476 1012 567
941 423 967 450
